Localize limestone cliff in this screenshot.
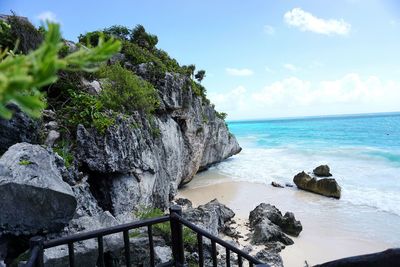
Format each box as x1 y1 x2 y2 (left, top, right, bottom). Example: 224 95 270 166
74 64 241 215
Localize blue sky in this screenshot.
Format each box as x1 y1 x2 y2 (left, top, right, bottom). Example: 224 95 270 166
2 0 400 120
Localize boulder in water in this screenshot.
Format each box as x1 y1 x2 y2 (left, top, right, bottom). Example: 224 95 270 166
271 181 284 188
313 165 332 177
293 171 341 199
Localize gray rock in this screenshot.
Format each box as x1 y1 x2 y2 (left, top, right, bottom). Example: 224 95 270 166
108 52 125 65
0 143 77 235
281 212 303 237
0 104 39 154
44 121 58 131
81 78 102 95
45 130 60 147
271 181 284 188
255 249 284 267
249 203 302 246
252 219 294 245
44 240 98 267
293 171 341 199
184 199 235 236
313 165 332 177
172 198 193 210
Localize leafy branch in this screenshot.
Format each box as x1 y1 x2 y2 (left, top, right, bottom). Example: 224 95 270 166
0 22 121 119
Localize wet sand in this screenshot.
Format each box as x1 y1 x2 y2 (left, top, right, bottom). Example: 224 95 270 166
178 171 398 266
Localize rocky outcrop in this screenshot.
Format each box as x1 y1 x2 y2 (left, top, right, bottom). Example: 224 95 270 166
313 165 332 177
184 199 235 236
76 69 241 212
293 171 341 199
0 143 77 235
255 249 284 267
0 104 39 155
249 203 302 246
0 36 241 264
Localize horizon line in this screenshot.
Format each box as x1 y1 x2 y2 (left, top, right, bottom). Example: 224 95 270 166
227 110 400 123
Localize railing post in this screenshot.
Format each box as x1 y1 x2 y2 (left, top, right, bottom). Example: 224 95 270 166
169 205 185 267
29 236 44 267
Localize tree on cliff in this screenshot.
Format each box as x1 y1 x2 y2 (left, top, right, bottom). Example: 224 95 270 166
131 24 158 50
195 70 206 82
0 17 121 119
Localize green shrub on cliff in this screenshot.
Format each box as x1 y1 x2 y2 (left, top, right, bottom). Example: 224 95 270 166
98 63 160 114
131 24 158 50
0 20 121 119
0 13 43 54
59 89 116 134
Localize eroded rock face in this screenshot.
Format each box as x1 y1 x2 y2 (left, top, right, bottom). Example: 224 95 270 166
0 104 39 154
293 171 341 199
76 70 241 212
0 143 77 235
249 203 302 246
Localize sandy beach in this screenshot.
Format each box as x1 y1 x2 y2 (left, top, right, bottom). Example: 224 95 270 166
178 170 399 267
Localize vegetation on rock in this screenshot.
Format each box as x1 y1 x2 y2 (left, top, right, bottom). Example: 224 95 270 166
0 16 121 119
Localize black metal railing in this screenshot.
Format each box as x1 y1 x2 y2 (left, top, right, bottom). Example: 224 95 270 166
24 205 268 267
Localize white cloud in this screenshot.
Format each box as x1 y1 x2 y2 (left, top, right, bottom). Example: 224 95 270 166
284 8 351 35
283 63 298 71
209 74 400 120
37 11 58 23
226 68 254 76
263 25 275 35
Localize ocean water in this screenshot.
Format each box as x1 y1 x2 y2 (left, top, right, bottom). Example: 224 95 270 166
213 113 400 218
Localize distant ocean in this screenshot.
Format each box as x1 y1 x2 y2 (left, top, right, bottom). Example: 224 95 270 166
214 112 400 217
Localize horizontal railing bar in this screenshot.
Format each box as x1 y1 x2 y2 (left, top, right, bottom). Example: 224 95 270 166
155 260 174 267
44 216 169 248
170 213 263 264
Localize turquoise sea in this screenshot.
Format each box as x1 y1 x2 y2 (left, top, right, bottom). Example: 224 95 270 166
215 112 400 218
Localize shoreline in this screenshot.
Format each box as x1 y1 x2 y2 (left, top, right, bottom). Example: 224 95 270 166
178 170 398 267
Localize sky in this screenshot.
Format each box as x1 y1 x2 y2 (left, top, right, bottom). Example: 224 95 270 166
1 0 400 120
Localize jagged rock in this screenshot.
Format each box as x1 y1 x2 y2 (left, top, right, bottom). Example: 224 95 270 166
285 183 294 187
184 199 235 236
45 130 60 147
252 219 294 245
271 181 284 188
249 203 302 246
293 171 341 199
44 239 98 267
108 52 125 65
313 165 332 177
76 71 241 208
0 104 39 154
255 249 284 267
280 212 303 237
0 143 77 235
44 121 58 131
81 78 102 95
172 198 193 210
63 40 78 53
